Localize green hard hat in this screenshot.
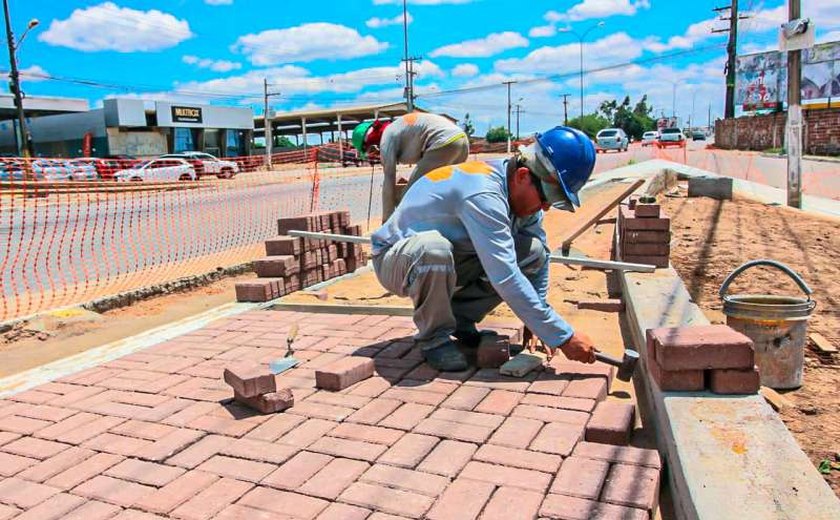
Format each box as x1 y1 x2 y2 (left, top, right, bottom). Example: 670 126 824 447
352 121 373 156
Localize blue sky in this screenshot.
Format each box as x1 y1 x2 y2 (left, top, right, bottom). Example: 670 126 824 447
11 1 840 134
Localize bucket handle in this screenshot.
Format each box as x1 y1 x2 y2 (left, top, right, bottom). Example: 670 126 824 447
719 259 813 299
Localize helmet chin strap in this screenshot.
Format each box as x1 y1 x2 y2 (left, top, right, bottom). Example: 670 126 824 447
517 144 574 212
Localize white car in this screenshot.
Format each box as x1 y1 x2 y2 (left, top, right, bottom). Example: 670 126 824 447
114 158 196 182
161 152 239 179
641 131 660 147
658 127 686 147
595 128 629 152
31 160 73 182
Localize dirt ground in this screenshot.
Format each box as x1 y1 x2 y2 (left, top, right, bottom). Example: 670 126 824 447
660 190 840 496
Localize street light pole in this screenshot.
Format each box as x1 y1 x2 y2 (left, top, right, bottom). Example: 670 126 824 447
3 1 36 158
503 80 516 153
402 0 413 112
561 21 604 119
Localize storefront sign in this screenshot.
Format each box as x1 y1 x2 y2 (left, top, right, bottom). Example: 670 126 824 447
171 106 203 124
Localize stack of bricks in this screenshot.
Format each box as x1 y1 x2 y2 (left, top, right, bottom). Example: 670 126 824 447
645 325 761 394
617 199 671 268
235 210 369 302
223 363 294 414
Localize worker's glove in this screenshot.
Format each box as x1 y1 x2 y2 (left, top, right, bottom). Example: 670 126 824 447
559 332 597 364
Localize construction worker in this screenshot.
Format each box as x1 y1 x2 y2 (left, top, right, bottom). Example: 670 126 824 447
352 112 469 221
370 126 598 371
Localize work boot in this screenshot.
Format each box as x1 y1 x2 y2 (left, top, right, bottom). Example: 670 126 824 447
423 340 469 372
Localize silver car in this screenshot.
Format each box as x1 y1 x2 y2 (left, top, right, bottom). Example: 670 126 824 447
114 158 197 182
596 128 629 152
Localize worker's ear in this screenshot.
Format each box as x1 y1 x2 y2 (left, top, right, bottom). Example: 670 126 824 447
515 167 531 184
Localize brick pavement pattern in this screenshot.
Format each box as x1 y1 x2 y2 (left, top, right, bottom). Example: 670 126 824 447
0 311 661 519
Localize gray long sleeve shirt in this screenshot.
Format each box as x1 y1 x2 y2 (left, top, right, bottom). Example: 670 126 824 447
379 113 466 181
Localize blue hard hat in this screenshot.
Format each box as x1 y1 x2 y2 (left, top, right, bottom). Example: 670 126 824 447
533 126 596 208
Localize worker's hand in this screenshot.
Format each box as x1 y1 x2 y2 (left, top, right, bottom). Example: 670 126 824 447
559 332 597 364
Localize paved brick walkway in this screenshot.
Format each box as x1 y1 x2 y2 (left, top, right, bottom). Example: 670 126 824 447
0 310 660 519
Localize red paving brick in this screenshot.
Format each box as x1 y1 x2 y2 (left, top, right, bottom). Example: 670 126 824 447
585 401 636 446
0 310 660 520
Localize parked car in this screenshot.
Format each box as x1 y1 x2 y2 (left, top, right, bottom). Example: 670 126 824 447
0 158 26 181
64 160 99 181
161 152 239 179
658 127 686 147
114 158 196 182
30 160 74 182
595 128 629 152
691 130 706 141
70 158 131 180
641 131 660 147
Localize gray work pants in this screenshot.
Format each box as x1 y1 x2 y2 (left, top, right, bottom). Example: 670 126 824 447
372 230 548 350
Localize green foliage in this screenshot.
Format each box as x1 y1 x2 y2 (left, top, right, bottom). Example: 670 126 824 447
463 113 476 138
570 95 657 140
485 125 512 143
567 113 611 138
275 136 295 148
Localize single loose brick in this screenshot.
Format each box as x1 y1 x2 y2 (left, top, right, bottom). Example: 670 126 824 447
619 206 670 230
586 401 636 446
576 299 625 312
234 389 294 414
648 325 755 370
540 493 648 520
235 281 274 302
315 356 375 391
417 439 476 477
277 215 314 235
633 202 661 218
480 486 544 520
476 334 511 368
530 421 585 457
254 256 300 277
601 463 661 512
709 366 761 394
265 236 302 256
426 478 494 520
340 482 434 519
223 363 276 398
550 456 610 499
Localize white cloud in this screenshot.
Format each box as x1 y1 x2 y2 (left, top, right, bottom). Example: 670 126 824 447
430 32 529 58
367 12 413 28
38 2 192 52
182 55 242 72
818 30 840 44
233 23 388 65
373 0 472 4
19 65 48 82
495 32 642 75
546 0 650 23
452 63 479 77
205 0 233 4
530 25 556 38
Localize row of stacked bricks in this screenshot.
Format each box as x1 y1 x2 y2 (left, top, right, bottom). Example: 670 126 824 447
646 325 761 394
617 198 671 268
235 210 368 302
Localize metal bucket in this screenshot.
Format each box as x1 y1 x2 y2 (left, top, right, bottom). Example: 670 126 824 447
719 259 816 390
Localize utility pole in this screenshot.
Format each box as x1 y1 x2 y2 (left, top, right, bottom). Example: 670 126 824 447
401 56 422 111
515 103 521 140
786 0 802 208
560 93 570 125
503 81 516 153
263 78 281 169
3 0 34 158
713 1 748 119
708 102 712 132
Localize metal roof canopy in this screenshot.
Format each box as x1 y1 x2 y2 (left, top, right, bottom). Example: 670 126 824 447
0 94 89 120
254 102 457 137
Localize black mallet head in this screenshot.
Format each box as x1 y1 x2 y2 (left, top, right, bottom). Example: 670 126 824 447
594 350 640 382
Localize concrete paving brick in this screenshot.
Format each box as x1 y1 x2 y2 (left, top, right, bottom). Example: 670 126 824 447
315 357 375 391
576 299 625 312
304 391 370 410
45 452 124 490
265 236 302 256
213 504 289 520
110 420 176 441
244 413 306 442
377 433 439 469
709 366 761 394
529 422 585 457
0 452 37 477
345 376 393 398
417 439 476 477
72 475 155 508
263 451 334 491
82 432 152 457
0 415 52 435
165 434 231 469
277 419 339 449
133 428 205 463
474 443 562 473
16 447 95 482
429 408 504 429
459 461 551 493
413 418 494 443
619 206 670 230
105 458 186 487
219 437 299 465
403 363 439 381
562 378 608 401
0 504 18 520
550 456 610 500
347 398 402 425
511 404 590 426
0 477 61 509
288 401 355 422
572 441 661 469
480 486 543 520
361 463 449 497
473 389 523 415
0 432 19 447
170 477 253 520
585 401 636 446
601 463 660 512
550 361 615 387
11 492 86 520
520 393 597 413
329 422 405 445
10 405 76 423
487 415 544 451
234 389 295 414
308 436 387 462
111 510 169 520
440 385 490 411
298 458 370 499
196 454 276 483
133 471 218 515
340 482 434 519
378 403 434 431
315 502 371 520
239 487 328 520
61 500 122 520
526 374 570 396
43 415 126 445
539 493 647 520
380 387 448 407
426 478 495 520
647 356 705 391
648 325 754 370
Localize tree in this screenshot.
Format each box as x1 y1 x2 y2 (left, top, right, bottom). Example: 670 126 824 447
275 136 295 148
462 113 476 138
485 126 511 143
567 113 610 138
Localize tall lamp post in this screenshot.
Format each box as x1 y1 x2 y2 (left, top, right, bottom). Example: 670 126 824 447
3 1 38 158
560 21 604 119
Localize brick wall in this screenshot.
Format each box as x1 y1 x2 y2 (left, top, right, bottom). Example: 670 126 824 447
714 107 840 156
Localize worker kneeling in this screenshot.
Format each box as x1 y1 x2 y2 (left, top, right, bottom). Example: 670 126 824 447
371 126 598 372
